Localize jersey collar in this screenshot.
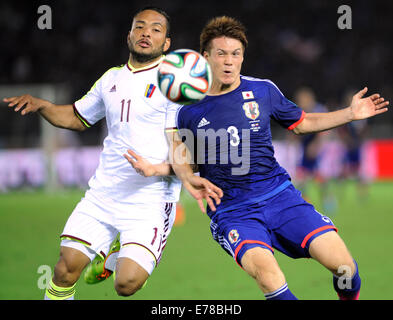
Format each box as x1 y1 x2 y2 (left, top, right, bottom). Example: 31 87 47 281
126 55 164 73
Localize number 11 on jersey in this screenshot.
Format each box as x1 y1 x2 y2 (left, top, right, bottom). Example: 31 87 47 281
120 99 131 122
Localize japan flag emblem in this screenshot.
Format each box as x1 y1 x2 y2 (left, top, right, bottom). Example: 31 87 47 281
242 91 254 100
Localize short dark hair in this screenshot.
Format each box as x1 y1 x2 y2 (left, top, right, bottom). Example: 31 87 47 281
200 16 248 54
132 6 171 37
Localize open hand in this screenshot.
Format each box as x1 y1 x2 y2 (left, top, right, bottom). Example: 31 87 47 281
3 94 44 115
124 149 158 177
182 175 223 213
349 87 389 121
124 149 224 213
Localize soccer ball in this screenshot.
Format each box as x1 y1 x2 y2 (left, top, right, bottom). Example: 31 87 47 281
157 49 212 105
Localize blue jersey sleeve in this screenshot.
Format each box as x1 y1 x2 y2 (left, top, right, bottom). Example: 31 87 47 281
268 82 305 130
175 106 186 130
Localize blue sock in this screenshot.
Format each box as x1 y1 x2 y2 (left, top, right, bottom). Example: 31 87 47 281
333 260 361 300
265 283 297 300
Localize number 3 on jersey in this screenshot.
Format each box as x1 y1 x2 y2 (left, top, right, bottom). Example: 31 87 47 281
120 99 131 122
227 126 240 147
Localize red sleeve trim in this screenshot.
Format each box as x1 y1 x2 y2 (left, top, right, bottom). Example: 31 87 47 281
287 110 306 131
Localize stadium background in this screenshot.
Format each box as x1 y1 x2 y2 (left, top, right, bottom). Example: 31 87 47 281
0 0 392 300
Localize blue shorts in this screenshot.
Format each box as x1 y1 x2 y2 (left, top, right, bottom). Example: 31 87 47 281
210 183 337 267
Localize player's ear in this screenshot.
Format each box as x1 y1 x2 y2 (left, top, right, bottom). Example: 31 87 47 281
202 50 209 59
164 37 171 52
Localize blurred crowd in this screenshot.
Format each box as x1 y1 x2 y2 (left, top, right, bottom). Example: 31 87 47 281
290 87 370 214
0 0 392 147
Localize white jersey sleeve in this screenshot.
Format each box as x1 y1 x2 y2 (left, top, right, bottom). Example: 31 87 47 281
165 102 182 129
73 70 109 127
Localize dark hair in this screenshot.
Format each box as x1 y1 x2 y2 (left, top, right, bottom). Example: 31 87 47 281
132 6 171 37
200 16 248 53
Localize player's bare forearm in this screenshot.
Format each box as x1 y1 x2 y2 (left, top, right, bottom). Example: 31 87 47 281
3 94 86 131
171 162 195 182
171 160 222 213
167 134 223 212
140 161 173 176
293 108 352 135
39 104 87 131
293 87 389 135
124 149 174 176
150 162 198 176
123 149 197 177
167 134 195 182
154 162 174 176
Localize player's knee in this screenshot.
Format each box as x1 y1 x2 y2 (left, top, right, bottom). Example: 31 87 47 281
241 247 286 293
53 247 90 286
114 277 143 297
309 232 356 276
319 253 355 275
114 256 150 297
53 257 81 287
333 257 356 278
253 267 286 293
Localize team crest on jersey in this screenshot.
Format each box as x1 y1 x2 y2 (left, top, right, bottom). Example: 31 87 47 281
144 84 156 98
242 101 260 120
228 229 240 244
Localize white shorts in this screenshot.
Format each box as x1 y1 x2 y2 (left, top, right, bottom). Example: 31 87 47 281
60 192 176 275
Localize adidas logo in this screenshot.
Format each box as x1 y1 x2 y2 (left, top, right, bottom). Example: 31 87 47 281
109 85 116 92
197 117 210 128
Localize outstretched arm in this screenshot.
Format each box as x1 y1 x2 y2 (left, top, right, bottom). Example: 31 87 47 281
3 94 86 131
124 149 174 177
124 149 198 177
166 131 223 213
293 87 389 135
123 134 223 213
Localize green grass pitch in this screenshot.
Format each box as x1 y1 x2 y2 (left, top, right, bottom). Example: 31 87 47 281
0 180 392 300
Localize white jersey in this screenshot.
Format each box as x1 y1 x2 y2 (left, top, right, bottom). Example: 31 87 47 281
73 58 182 204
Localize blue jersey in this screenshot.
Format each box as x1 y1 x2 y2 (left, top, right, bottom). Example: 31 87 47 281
176 76 305 217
